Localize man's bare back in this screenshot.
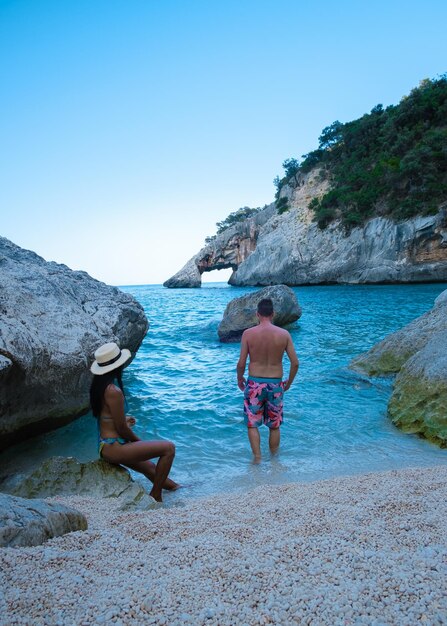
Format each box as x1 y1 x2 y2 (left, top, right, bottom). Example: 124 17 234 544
243 324 291 378
237 319 298 391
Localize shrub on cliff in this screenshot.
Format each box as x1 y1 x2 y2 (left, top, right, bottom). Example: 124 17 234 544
205 206 263 243
274 158 300 200
276 197 290 214
216 206 261 233
278 75 447 229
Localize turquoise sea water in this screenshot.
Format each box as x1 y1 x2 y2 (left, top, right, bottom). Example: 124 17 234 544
1 283 446 501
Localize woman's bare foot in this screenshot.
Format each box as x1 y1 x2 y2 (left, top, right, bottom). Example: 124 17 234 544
164 481 182 491
150 488 163 502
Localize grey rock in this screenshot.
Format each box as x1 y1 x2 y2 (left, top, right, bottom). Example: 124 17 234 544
351 291 447 376
0 236 149 450
163 204 276 287
0 492 87 548
230 210 447 286
2 456 157 511
218 285 302 343
351 291 447 445
388 331 447 445
163 257 202 288
434 289 447 307
164 168 447 287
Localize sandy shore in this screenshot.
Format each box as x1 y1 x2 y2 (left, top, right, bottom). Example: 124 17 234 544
1 465 447 626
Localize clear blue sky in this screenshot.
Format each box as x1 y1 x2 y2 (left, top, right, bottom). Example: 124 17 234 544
1 0 446 285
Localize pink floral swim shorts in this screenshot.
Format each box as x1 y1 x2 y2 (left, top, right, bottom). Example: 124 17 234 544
243 376 284 429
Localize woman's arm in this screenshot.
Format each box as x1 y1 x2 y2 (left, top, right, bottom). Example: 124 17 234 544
104 385 140 442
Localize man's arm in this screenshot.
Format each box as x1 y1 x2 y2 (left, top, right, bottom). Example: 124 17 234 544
283 333 299 392
236 331 249 391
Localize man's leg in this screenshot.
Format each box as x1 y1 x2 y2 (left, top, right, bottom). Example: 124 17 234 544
244 379 264 462
248 427 261 462
269 427 280 454
266 382 283 455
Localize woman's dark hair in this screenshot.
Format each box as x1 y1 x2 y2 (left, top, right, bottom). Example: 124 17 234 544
89 366 125 418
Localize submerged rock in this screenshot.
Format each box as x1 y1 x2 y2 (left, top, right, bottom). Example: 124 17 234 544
0 236 149 451
218 284 301 343
351 289 447 445
2 456 157 511
0 492 87 548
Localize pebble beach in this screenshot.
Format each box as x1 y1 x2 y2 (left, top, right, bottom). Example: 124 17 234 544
1 465 447 626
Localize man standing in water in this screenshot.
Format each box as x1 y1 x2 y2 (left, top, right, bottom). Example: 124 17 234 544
237 298 299 461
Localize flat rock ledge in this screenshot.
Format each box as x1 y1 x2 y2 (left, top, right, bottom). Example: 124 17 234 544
2 456 158 511
0 492 87 548
218 284 302 343
351 289 447 445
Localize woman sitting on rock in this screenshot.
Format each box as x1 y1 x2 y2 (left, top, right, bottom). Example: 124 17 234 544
89 342 179 502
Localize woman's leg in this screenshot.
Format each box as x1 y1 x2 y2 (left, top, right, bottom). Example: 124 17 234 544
124 459 180 491
102 440 176 502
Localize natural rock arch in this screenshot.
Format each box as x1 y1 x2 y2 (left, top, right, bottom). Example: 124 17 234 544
163 204 276 288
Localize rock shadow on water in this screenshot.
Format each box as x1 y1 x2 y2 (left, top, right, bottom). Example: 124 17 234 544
323 367 395 392
0 413 98 488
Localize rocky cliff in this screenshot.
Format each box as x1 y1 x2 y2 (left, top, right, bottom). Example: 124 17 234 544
0 237 148 450
164 204 276 287
164 169 447 287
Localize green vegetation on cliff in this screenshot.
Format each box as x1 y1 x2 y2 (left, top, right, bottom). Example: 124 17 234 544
277 75 447 229
205 206 263 243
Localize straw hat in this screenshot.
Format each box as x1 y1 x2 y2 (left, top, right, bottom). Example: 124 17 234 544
90 342 131 375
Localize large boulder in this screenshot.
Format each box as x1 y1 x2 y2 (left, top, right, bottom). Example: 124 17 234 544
2 456 157 511
388 332 447 446
0 492 87 548
351 289 447 445
218 284 302 343
435 289 447 307
351 290 447 376
0 236 149 450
